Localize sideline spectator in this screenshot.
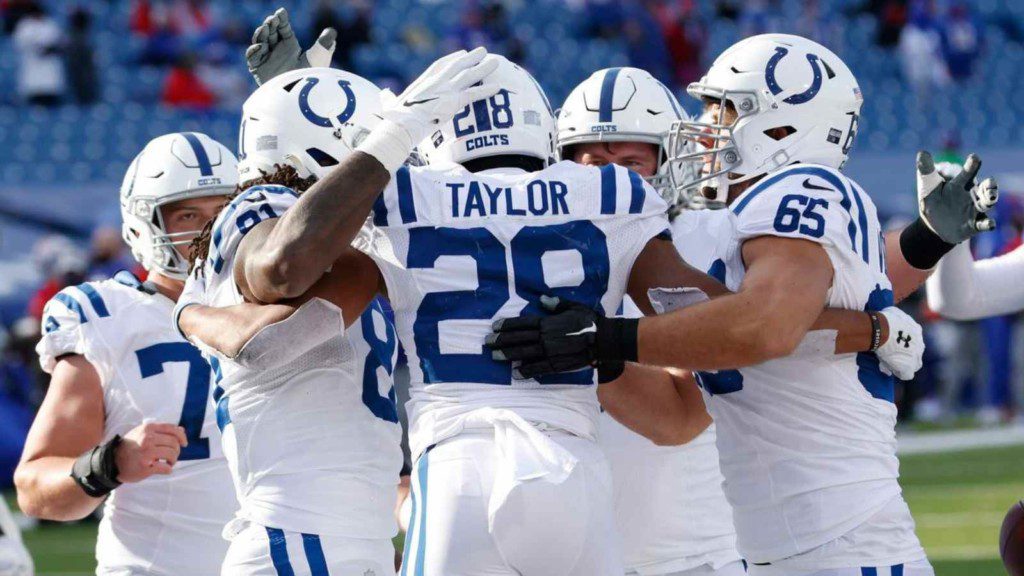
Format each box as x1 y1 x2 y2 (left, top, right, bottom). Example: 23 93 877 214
653 0 706 87
66 6 99 105
897 1 948 96
161 53 216 109
939 3 982 82
86 227 137 281
313 0 372 70
26 236 86 321
12 1 66 106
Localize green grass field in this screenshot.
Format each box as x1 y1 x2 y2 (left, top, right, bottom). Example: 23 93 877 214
13 444 1024 575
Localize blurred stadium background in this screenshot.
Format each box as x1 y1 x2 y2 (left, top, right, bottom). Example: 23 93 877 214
0 0 1022 573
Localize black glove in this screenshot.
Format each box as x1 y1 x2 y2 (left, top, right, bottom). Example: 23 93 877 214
485 296 638 380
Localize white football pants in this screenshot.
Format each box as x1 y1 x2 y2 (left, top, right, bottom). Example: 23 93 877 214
399 429 622 576
221 521 396 576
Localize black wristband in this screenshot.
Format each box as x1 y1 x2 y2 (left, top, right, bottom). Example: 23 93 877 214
596 360 626 384
868 312 883 352
900 218 956 270
70 435 122 498
595 317 639 363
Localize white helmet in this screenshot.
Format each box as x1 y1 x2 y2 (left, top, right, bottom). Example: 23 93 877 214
667 34 863 205
557 66 701 214
238 67 382 186
120 132 237 280
418 54 555 166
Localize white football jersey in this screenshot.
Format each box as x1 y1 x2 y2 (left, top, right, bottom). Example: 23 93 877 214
695 164 918 564
367 160 669 459
193 185 403 538
36 273 235 576
598 209 741 575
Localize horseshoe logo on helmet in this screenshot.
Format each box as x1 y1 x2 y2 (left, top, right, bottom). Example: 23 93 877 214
764 47 823 105
298 77 358 127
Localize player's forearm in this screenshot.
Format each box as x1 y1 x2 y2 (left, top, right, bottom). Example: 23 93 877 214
251 152 390 300
927 242 1024 320
599 364 710 446
811 309 890 354
884 229 934 302
14 457 103 521
637 288 820 370
179 303 297 359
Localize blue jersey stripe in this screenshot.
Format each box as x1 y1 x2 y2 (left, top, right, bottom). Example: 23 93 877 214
54 293 87 323
396 166 417 224
627 169 645 214
265 527 295 576
731 166 860 256
301 533 329 576
598 68 623 122
373 194 389 226
414 448 430 575
215 394 231 431
600 164 617 214
860 568 878 576
74 284 110 318
892 564 904 576
182 132 214 176
846 180 871 264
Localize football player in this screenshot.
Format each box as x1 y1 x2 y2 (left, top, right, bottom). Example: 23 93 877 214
487 34 1007 576
557 66 743 576
174 67 409 575
15 133 237 575
180 44 929 574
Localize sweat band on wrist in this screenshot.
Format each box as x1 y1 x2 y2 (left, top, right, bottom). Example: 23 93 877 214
868 312 883 353
355 120 415 173
597 317 639 363
900 218 956 270
70 435 122 498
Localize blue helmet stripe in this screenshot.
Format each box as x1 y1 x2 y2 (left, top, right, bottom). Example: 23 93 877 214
182 132 214 176
598 68 623 122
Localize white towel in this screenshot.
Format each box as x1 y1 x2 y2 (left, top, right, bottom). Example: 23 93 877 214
462 408 579 531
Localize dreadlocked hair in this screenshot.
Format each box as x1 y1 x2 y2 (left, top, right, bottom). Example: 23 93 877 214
188 164 319 275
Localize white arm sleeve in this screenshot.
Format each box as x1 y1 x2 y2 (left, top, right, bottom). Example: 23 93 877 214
926 242 1024 320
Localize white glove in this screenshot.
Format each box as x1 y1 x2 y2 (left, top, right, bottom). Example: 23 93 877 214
876 306 924 381
173 265 208 340
246 7 337 86
916 151 998 244
357 47 502 172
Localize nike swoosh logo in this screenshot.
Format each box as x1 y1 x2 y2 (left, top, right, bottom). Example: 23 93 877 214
802 178 834 192
647 109 663 116
404 97 438 107
566 323 597 337
248 192 267 202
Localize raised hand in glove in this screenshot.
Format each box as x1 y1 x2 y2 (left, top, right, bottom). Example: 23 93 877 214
246 7 337 86
485 296 638 380
916 151 998 244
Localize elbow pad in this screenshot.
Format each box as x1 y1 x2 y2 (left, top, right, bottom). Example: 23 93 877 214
233 298 346 371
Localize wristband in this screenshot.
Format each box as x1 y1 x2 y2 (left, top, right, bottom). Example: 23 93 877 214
355 120 415 173
596 360 626 384
868 312 883 352
900 218 956 270
596 317 639 364
70 435 122 498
